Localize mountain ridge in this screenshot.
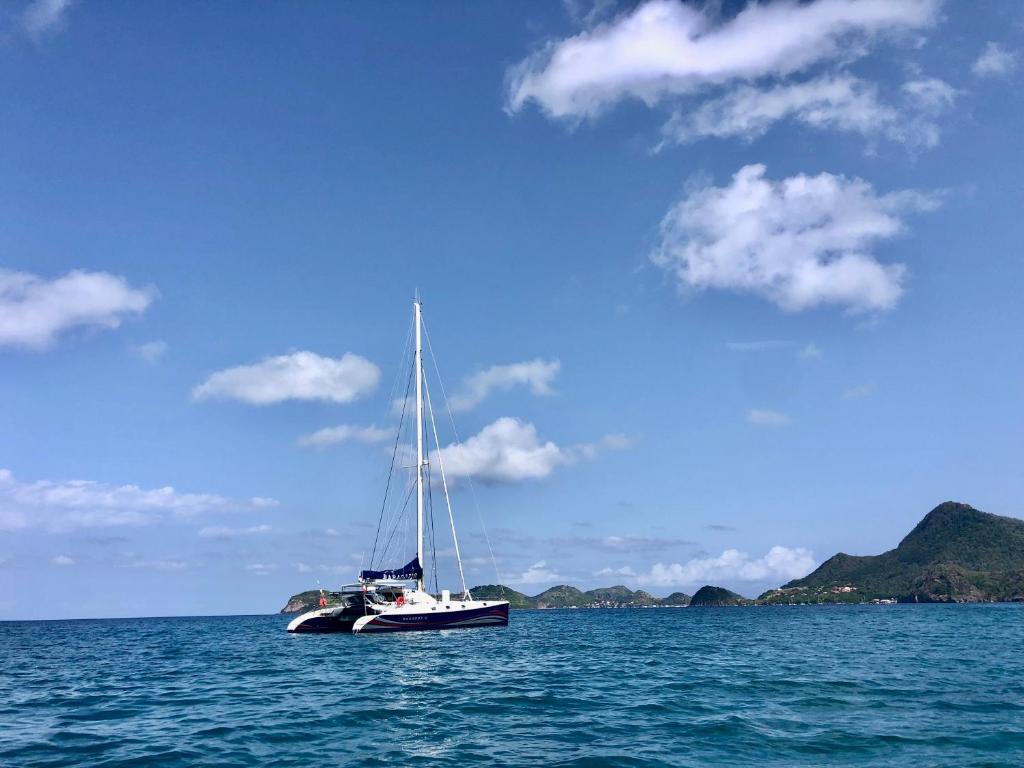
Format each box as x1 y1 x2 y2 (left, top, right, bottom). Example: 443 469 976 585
281 502 1024 612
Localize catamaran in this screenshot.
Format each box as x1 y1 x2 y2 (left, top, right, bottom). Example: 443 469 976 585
287 296 510 634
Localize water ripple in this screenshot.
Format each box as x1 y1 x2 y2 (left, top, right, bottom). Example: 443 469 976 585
2 606 1024 766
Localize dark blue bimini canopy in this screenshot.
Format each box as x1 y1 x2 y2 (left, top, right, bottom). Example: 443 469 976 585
360 557 422 582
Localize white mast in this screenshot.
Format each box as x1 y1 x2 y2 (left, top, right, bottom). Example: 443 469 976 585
414 293 425 592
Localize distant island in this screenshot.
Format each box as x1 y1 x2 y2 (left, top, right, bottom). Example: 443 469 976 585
281 501 1024 613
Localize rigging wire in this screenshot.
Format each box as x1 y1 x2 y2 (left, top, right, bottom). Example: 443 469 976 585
422 319 501 599
369 353 415 570
422 368 470 598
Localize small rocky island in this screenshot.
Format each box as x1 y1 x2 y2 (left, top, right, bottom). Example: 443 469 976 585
281 502 1024 612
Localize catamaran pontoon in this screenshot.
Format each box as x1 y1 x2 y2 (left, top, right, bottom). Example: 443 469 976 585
287 296 510 634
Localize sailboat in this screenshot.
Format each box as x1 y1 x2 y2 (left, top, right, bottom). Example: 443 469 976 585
287 296 510 634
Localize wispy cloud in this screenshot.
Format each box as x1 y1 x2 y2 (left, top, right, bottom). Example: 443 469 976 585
595 565 637 578
747 409 790 427
135 340 168 364
198 524 272 540
507 0 937 119
726 340 793 352
843 381 877 399
122 558 189 571
798 344 823 360
0 268 155 350
651 164 938 313
22 0 73 40
193 351 380 406
0 468 277 532
509 560 561 585
636 546 816 587
449 359 560 412
659 75 954 151
52 554 75 566
972 42 1017 78
298 424 394 449
245 563 277 576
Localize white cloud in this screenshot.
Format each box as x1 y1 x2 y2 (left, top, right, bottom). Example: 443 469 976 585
972 42 1017 78
246 563 277 576
574 432 634 460
595 565 637 578
449 359 560 412
650 164 938 313
22 0 73 39
843 381 876 399
747 409 790 427
135 340 168 364
198 524 272 540
901 77 958 112
295 562 313 573
193 351 380 406
433 418 629 484
507 0 938 119
52 554 74 566
0 554 12 567
510 560 561 585
659 75 952 150
298 424 394 448
0 468 277 532
435 417 573 483
661 76 889 143
0 268 155 350
637 546 816 587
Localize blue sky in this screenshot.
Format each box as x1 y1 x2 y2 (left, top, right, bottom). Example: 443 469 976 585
1 0 1022 619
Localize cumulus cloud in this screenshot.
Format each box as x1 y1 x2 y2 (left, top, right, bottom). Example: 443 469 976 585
433 418 628 484
637 546 816 587
0 268 155 350
193 351 380 405
449 359 560 412
298 424 394 448
747 409 790 427
0 468 276 532
435 417 572 483
972 42 1017 78
506 0 937 119
22 0 73 39
52 554 75 566
510 560 561 585
650 164 938 313
198 524 272 540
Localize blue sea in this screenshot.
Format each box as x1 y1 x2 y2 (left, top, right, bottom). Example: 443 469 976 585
2 605 1023 767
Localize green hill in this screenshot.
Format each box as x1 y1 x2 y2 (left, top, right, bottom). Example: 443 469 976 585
533 585 589 608
280 583 693 612
662 592 692 606
760 502 1024 604
468 584 536 608
689 585 752 606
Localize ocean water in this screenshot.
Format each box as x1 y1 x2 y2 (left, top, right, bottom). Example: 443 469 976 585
2 605 1023 767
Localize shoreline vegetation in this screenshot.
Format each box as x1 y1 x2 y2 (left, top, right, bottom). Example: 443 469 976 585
281 502 1024 613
